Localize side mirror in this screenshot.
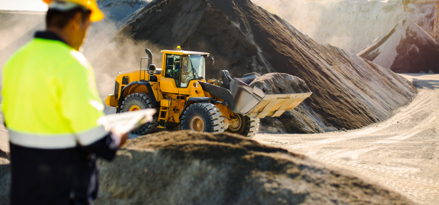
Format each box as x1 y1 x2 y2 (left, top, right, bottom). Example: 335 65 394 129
148 64 157 71
148 64 156 76
211 56 215 66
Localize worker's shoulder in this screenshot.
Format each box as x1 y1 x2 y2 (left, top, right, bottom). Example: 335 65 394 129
35 39 86 60
32 38 91 70
8 38 82 63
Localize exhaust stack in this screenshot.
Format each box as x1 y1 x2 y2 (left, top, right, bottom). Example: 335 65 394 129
145 48 153 66
144 48 156 76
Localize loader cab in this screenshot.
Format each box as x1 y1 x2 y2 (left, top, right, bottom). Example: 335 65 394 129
161 50 208 89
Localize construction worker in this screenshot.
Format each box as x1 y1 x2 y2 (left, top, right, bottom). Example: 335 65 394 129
1 0 128 204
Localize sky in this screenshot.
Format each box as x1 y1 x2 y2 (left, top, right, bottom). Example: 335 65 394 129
0 0 48 11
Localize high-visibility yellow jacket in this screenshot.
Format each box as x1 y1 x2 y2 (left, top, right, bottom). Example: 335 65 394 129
2 35 108 149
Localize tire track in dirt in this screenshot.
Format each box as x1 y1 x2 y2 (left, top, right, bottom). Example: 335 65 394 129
254 74 439 205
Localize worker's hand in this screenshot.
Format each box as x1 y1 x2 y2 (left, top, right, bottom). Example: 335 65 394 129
111 124 130 148
119 133 129 147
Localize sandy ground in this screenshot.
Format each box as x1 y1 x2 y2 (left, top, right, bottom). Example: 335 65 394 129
0 117 8 153
254 73 439 205
0 74 436 204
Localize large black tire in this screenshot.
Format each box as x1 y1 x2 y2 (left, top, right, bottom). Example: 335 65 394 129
120 93 158 135
181 103 225 133
227 114 259 138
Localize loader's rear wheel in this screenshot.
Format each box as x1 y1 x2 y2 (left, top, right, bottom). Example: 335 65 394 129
227 114 259 138
120 93 158 135
181 103 225 133
128 105 141 111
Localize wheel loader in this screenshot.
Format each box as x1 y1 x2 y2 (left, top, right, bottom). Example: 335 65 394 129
105 48 312 137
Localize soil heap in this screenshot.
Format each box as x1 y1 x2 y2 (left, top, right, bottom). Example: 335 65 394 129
358 18 439 73
407 2 436 39
0 155 9 205
97 0 149 27
248 73 322 133
111 0 416 133
249 73 311 94
95 131 414 205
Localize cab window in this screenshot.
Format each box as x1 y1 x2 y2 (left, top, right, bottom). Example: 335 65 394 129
180 55 206 87
165 54 182 86
181 56 191 87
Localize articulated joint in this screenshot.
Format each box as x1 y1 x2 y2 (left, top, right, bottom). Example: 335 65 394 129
211 99 228 106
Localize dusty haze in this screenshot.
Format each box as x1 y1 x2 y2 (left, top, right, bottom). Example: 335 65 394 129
250 0 432 54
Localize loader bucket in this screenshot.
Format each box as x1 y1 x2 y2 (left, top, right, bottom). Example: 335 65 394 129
232 78 312 118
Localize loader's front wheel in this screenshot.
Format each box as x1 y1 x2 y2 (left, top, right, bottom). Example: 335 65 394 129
181 103 225 133
227 114 259 138
120 93 158 135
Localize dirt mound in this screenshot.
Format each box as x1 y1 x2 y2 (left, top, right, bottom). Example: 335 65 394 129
358 18 439 73
95 131 414 205
0 152 10 205
98 0 148 26
0 160 11 205
0 117 10 205
249 73 311 94
109 0 416 133
249 73 321 133
407 2 436 38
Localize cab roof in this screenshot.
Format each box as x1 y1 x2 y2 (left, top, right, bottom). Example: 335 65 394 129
161 50 210 56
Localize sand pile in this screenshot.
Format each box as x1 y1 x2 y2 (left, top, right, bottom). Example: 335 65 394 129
249 73 311 94
98 0 149 27
358 18 439 73
407 2 436 39
95 131 414 205
0 150 10 205
248 73 321 133
0 115 9 205
0 113 10 205
110 0 416 133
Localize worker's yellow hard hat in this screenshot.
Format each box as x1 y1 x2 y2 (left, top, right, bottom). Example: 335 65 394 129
42 0 104 22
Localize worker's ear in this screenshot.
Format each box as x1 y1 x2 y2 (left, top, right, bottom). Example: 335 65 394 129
71 12 90 31
70 12 82 31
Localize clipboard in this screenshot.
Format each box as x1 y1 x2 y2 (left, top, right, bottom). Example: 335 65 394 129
98 109 156 133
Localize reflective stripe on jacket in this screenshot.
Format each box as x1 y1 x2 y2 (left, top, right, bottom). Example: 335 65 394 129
2 33 107 149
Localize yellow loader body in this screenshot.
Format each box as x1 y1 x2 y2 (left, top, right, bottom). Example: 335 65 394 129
105 49 311 137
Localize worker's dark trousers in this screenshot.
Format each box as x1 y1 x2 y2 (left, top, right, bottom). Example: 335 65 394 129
9 143 99 205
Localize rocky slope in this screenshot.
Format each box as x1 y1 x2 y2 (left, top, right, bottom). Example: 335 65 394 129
95 131 415 205
98 0 149 26
111 0 416 133
358 18 439 73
